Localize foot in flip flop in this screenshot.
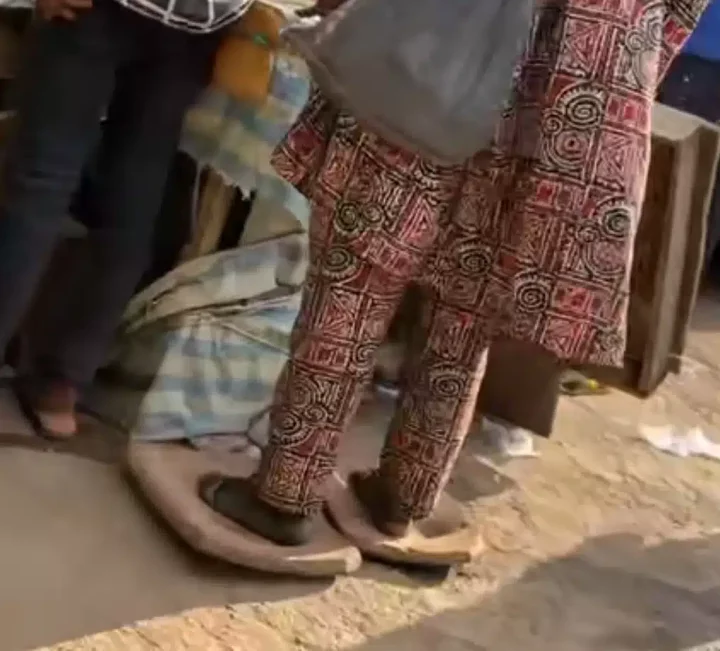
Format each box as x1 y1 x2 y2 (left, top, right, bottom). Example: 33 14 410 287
327 469 483 567
348 469 469 536
199 474 316 546
12 376 78 440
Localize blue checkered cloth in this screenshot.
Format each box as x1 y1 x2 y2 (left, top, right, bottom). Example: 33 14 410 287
90 43 313 442
180 49 311 225
93 230 308 441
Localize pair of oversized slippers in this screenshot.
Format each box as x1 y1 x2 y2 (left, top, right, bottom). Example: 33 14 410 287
128 441 485 577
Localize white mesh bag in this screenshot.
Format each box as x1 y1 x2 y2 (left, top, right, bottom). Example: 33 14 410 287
118 0 253 33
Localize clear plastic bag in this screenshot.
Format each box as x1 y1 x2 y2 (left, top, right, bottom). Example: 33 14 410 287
283 0 534 163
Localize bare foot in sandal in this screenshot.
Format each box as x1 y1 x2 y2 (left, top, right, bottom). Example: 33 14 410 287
12 377 78 440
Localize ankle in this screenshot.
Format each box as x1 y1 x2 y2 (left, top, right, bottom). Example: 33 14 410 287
203 475 316 546
26 377 78 413
350 470 411 538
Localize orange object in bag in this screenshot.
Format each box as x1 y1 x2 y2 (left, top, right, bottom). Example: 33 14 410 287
212 3 285 106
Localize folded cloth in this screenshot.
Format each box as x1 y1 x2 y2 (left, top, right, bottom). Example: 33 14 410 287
92 234 308 442
94 42 314 442
181 49 310 226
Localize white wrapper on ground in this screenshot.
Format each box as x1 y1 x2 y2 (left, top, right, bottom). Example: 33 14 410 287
482 417 538 458
641 425 720 462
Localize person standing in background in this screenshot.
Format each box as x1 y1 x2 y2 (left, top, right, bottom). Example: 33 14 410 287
0 0 250 438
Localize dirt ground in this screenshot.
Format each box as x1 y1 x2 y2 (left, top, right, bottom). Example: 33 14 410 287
2 298 720 651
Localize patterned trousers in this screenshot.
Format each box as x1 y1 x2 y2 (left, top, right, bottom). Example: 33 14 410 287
255 211 490 519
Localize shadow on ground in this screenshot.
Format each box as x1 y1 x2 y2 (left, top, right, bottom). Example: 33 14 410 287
354 533 720 651
0 385 520 650
0 442 332 651
0 383 330 651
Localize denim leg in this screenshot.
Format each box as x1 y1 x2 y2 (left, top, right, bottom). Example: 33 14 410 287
36 27 218 385
0 10 121 361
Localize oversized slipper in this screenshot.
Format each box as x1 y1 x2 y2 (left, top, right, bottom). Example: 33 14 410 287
127 441 362 577
199 474 315 547
325 470 485 567
10 377 77 441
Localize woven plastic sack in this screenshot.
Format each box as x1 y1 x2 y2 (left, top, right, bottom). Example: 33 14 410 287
283 0 534 163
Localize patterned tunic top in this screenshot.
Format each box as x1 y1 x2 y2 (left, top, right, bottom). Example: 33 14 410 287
271 0 710 366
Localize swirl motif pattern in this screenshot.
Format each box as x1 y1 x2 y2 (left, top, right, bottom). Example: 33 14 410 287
256 0 707 516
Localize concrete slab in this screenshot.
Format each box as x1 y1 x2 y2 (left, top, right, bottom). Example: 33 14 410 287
0 385 34 438
0 448 323 651
7 297 720 651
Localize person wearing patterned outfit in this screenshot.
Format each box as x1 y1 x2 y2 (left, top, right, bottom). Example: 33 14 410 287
201 0 710 547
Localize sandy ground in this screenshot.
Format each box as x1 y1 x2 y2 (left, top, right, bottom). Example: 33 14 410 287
1 299 720 651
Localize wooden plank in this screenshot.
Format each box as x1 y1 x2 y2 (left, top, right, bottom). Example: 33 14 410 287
182 169 235 261
670 121 720 372
638 130 698 391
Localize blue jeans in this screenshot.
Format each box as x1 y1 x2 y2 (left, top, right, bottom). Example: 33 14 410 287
0 0 218 385
658 53 720 270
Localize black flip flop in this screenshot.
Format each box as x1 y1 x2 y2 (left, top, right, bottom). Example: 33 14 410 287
199 473 315 546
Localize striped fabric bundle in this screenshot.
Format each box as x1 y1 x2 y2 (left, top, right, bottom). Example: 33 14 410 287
92 222 309 444
89 34 313 443
86 2 314 444
180 46 311 221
